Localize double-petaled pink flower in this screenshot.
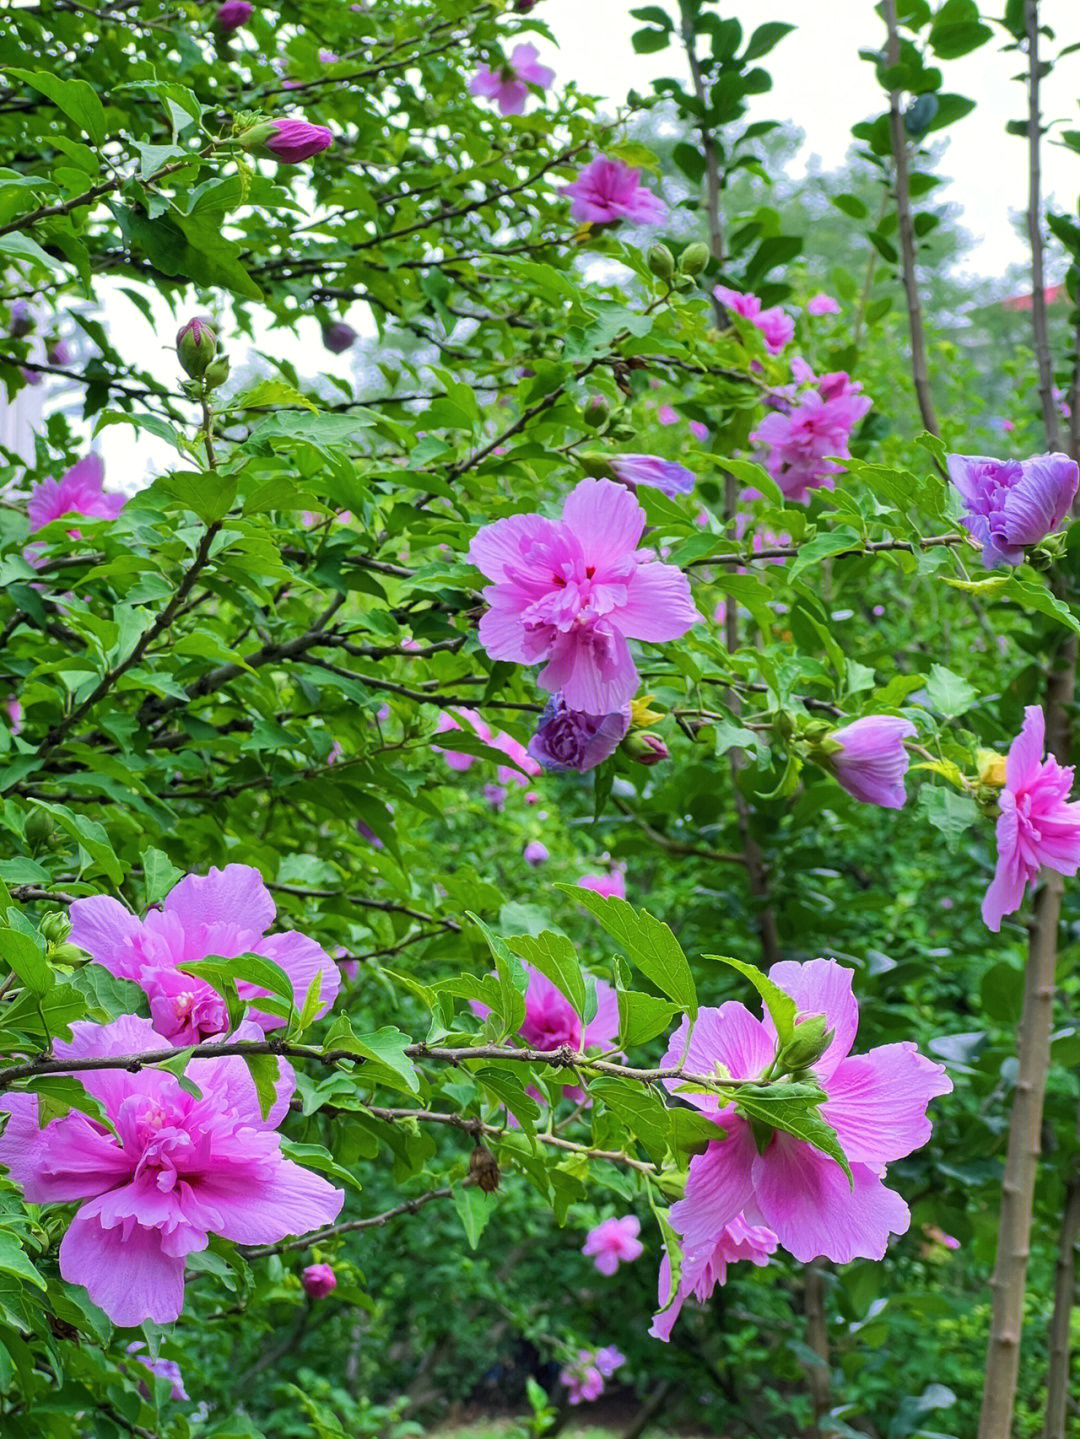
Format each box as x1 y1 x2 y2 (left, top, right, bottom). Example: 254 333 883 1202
650 1215 776 1340
715 285 794 355
807 293 840 316
662 959 951 1266
469 43 554 115
0 1015 343 1326
583 1215 643 1275
69 865 340 1045
946 451 1078 567
468 477 699 713
27 453 125 534
560 1346 624 1404
564 157 667 226
982 705 1080 930
752 362 871 503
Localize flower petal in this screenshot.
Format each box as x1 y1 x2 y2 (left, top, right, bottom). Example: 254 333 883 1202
822 1042 952 1165
60 1210 187 1327
164 864 276 937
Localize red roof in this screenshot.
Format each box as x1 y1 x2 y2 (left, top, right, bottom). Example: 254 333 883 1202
1001 284 1067 311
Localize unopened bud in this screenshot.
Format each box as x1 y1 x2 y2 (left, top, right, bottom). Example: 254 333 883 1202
39 911 72 945
25 809 54 848
777 1015 833 1073
647 243 676 281
47 942 85 967
802 720 832 744
904 93 939 138
622 730 670 766
583 394 610 429
203 354 231 389
176 317 217 379
976 749 1007 787
679 242 710 277
469 1142 500 1193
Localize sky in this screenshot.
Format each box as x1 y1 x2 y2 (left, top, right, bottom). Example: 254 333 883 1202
16 0 1080 482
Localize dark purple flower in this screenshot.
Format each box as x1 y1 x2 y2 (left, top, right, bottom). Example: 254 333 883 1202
322 322 357 354
610 454 695 497
215 0 252 31
947 451 1079 567
529 695 631 773
9 301 33 338
46 339 71 367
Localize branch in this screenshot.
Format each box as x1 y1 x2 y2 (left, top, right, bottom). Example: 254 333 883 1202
242 1185 458 1256
687 532 968 568
1024 0 1063 451
883 0 939 437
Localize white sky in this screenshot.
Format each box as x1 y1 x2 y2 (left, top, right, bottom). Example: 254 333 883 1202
17 0 1080 483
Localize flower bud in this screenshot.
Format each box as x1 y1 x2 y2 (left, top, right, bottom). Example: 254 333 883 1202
679 242 710 277
203 354 231 390
776 1015 833 1073
25 808 54 848
583 394 609 429
976 749 1007 787
300 1263 337 1298
238 118 334 164
9 301 33 338
647 243 676 281
904 93 939 137
47 339 71 367
469 1142 501 1193
622 730 670 766
176 317 217 379
322 322 357 355
39 911 72 945
47 942 86 967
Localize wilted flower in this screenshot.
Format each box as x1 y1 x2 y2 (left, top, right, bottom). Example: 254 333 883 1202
0 1015 343 1326
650 1216 776 1340
583 1215 643 1275
69 864 340 1044
946 451 1079 567
469 43 554 115
983 705 1080 931
564 156 667 226
610 454 695 497
529 694 631 773
127 1343 189 1402
301 1263 337 1297
468 477 699 713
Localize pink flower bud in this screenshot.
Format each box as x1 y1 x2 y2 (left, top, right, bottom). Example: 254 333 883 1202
47 339 71 367
301 1263 337 1298
176 316 217 378
239 118 334 163
622 731 669 766
215 0 252 31
322 322 357 354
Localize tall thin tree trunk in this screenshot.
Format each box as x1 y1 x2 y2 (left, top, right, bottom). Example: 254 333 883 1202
883 0 939 436
1044 1131 1080 1439
804 1265 830 1436
979 9 1074 1433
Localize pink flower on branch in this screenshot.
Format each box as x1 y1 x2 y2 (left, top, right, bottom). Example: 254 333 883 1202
469 43 554 115
828 715 917 809
982 705 1080 931
563 156 667 226
583 1214 643 1275
68 865 340 1045
752 366 871 503
714 285 794 355
579 870 625 900
807 293 840 316
661 959 951 1267
0 1016 343 1327
468 478 699 713
27 453 125 533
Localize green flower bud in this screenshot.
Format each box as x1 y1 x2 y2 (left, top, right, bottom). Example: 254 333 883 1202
647 243 676 281
622 730 670 766
47 942 85 967
203 354 231 390
679 242 710 277
777 1015 833 1074
39 911 72 945
583 395 610 429
25 808 54 848
176 317 217 379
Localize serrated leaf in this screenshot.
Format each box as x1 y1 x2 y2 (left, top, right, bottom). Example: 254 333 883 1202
505 930 585 1017
704 954 796 1048
557 887 696 1019
734 1083 852 1183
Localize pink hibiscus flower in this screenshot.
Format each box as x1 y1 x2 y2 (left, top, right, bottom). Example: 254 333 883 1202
68 865 340 1045
469 43 554 115
650 1215 777 1340
714 285 794 355
662 959 951 1265
579 870 626 900
468 477 700 712
583 1214 644 1275
982 705 1080 930
0 1015 343 1326
26 453 125 533
563 156 667 226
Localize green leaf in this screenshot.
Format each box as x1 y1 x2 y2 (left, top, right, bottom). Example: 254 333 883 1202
0 1236 45 1292
616 989 681 1049
244 1053 281 1121
324 1018 419 1094
281 1139 362 1193
0 233 66 276
0 930 52 996
734 1082 852 1182
27 801 123 885
704 954 796 1048
557 887 697 1019
466 913 527 1038
5 70 107 146
454 1184 496 1249
151 470 237 526
924 663 976 718
22 1074 112 1131
505 930 585 1017
589 1076 672 1164
142 847 182 906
